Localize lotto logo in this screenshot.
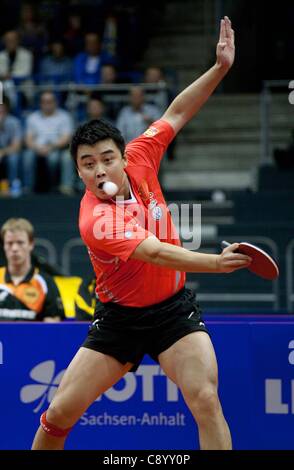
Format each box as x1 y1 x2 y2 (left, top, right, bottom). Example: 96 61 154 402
20 361 179 413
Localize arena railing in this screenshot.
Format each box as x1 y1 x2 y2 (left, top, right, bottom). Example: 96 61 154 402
61 237 88 276
34 237 58 267
13 81 169 105
260 79 292 165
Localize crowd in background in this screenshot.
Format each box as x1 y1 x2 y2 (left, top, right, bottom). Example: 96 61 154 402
0 2 176 196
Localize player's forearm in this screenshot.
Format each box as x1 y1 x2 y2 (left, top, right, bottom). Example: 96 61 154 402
154 241 220 273
132 238 220 273
131 237 251 273
163 63 229 131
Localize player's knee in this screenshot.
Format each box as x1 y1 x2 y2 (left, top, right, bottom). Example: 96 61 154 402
40 407 73 438
184 386 220 421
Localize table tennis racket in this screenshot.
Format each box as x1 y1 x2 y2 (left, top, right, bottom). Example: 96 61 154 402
221 240 279 280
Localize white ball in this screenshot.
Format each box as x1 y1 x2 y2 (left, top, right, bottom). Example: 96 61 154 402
103 181 118 196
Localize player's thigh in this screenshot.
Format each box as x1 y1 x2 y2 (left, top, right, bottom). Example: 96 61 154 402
49 347 132 424
158 331 218 393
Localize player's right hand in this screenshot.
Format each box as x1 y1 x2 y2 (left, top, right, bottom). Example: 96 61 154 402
217 243 252 273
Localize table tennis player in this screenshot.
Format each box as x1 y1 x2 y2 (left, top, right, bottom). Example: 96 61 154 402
32 17 251 451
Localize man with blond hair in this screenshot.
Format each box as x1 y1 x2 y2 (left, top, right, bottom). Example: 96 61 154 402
0 218 64 321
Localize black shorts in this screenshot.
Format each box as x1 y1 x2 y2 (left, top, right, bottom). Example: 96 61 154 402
82 287 208 371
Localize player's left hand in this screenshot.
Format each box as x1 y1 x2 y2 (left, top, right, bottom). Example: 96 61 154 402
216 16 235 70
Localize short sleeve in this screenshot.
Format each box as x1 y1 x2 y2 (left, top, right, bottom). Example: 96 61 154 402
126 119 175 173
86 204 153 262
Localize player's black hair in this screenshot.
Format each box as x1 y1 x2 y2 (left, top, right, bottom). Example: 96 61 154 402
70 119 125 165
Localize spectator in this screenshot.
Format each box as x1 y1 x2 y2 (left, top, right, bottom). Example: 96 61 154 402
0 30 33 110
100 64 122 121
144 66 169 112
0 30 33 80
0 218 64 322
73 32 112 85
18 3 47 60
101 15 117 62
116 85 160 142
63 13 84 57
23 91 74 194
144 66 164 84
39 40 73 84
86 93 113 124
101 64 118 84
144 66 176 161
0 96 22 195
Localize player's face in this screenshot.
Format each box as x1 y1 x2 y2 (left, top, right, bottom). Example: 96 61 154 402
76 139 129 200
3 230 34 267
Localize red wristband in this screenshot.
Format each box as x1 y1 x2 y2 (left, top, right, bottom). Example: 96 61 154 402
40 411 72 438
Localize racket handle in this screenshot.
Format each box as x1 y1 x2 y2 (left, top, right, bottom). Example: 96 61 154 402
221 240 231 249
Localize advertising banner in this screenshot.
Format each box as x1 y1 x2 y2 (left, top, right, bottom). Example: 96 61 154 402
0 318 293 450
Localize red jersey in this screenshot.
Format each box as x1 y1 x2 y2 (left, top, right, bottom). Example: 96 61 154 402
79 119 185 307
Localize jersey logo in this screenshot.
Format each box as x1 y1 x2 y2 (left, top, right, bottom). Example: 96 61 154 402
152 206 163 220
23 287 40 304
144 126 159 137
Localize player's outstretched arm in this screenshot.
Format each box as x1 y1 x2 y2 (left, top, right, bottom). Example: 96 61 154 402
130 237 251 274
161 16 235 135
